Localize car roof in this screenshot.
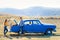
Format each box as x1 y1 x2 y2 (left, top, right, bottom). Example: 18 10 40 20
23 19 39 21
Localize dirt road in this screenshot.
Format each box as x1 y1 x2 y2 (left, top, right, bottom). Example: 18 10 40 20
0 33 60 40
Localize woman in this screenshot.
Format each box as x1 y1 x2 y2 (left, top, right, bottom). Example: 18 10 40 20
4 19 8 36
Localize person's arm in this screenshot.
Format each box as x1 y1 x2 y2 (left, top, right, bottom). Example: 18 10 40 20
14 20 17 24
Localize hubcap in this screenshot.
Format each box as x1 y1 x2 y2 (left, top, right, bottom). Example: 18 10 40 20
48 31 51 34
19 31 21 34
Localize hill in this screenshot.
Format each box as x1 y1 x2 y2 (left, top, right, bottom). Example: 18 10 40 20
0 7 60 16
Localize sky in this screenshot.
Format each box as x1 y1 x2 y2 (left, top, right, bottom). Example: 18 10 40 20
0 0 60 9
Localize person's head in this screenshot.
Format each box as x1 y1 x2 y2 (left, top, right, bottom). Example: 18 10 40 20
29 22 31 24
5 19 7 22
20 17 22 20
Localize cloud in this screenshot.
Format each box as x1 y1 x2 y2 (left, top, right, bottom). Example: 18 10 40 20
0 0 60 9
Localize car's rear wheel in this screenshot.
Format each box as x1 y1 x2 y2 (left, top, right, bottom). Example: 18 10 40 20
18 30 24 35
18 31 21 35
44 29 52 35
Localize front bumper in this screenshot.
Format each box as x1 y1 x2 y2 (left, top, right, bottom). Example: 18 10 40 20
53 29 56 32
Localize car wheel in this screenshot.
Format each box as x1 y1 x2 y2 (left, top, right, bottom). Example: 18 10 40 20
45 29 52 35
18 31 21 35
18 30 24 35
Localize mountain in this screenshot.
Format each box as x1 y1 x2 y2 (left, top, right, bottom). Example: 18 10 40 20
23 7 60 16
0 12 17 16
0 7 60 16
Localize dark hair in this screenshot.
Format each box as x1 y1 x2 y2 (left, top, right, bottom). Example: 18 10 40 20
20 17 22 19
5 19 7 22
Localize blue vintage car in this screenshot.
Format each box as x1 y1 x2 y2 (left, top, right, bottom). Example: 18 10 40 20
10 20 56 35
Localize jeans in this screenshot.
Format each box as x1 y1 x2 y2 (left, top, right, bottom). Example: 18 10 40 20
4 26 8 35
20 26 23 34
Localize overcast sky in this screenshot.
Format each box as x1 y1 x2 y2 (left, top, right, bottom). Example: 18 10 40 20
0 0 60 9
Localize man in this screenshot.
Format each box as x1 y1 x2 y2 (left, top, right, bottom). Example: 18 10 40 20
19 17 24 34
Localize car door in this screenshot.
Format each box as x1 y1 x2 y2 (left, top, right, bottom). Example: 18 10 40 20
32 21 43 33
23 21 33 33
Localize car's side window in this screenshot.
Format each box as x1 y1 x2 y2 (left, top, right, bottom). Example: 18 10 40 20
33 21 40 25
24 21 32 25
33 21 37 24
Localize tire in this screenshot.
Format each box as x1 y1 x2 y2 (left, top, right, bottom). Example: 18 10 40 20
45 29 52 35
18 31 21 35
18 30 24 35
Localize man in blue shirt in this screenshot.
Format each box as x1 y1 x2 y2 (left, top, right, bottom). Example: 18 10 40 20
19 17 24 34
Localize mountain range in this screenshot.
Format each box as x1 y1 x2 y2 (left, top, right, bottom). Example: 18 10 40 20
0 7 60 16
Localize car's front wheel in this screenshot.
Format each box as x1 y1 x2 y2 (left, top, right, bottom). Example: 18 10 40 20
44 29 52 35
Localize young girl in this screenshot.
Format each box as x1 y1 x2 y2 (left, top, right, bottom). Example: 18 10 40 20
4 19 8 36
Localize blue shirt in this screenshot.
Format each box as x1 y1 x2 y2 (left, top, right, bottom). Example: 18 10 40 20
19 20 24 26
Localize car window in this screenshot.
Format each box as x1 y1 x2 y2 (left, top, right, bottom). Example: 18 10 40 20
24 21 32 25
33 21 40 24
